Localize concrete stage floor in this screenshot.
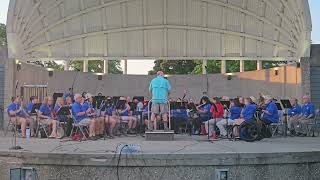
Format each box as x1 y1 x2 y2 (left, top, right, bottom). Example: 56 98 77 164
0 134 319 155
1 134 320 180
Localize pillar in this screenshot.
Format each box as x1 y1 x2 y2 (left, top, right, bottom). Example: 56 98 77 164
239 60 244 72
124 59 128 74
103 60 109 74
83 60 88 72
257 60 263 70
221 60 226 74
64 61 69 71
202 60 207 74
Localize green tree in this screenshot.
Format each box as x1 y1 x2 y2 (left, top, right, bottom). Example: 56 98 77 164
28 61 64 71
148 60 198 75
69 60 123 74
0 23 7 47
192 60 221 74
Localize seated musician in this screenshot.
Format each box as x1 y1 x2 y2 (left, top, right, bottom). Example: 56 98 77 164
25 96 38 134
54 97 69 122
65 96 73 107
234 97 257 126
133 97 144 112
260 95 279 125
296 95 316 136
204 97 224 135
287 98 302 135
117 97 138 134
26 96 38 114
100 96 118 138
216 98 242 137
171 99 188 134
37 96 61 138
71 94 97 140
7 96 34 138
82 93 105 137
193 96 212 135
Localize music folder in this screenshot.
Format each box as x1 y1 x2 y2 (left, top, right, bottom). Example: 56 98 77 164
220 101 231 109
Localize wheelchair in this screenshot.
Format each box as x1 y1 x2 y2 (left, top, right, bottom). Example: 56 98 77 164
229 109 271 142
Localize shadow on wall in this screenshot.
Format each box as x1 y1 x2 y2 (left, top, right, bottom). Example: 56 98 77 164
14 63 302 101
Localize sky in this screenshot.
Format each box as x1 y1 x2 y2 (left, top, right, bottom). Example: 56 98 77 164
0 0 319 74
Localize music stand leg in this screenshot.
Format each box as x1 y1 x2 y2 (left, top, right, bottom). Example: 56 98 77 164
10 118 23 150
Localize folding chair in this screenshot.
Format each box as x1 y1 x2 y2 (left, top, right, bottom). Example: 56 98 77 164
69 116 90 140
4 111 21 137
269 111 285 137
35 117 50 138
307 109 320 137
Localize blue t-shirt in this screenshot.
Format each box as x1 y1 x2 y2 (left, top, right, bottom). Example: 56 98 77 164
7 103 25 117
72 102 87 123
302 102 315 118
119 104 130 116
149 76 171 104
288 104 302 117
262 101 279 123
26 102 33 113
39 104 53 117
230 106 242 120
242 104 257 121
82 101 95 114
101 104 113 116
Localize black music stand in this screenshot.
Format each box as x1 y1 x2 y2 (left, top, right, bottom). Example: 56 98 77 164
53 93 64 106
280 99 292 137
56 107 71 116
115 100 127 136
280 100 292 109
221 101 231 113
93 96 105 109
133 96 144 102
275 102 283 111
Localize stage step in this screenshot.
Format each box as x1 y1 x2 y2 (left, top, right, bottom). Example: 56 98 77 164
145 130 174 141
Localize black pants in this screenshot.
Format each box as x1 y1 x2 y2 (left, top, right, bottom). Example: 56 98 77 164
64 118 73 137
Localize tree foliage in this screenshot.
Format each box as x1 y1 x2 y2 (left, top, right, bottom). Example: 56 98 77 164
69 60 123 74
149 60 198 75
27 61 64 71
0 23 7 47
150 59 284 75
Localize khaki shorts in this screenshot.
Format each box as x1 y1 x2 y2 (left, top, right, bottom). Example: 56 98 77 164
40 118 54 125
151 103 168 114
79 118 93 126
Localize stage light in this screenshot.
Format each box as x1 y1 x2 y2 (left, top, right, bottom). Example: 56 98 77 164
274 67 279 76
16 63 21 72
226 73 233 80
47 68 54 77
95 73 104 80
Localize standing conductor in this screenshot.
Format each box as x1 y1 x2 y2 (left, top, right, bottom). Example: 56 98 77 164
149 71 171 130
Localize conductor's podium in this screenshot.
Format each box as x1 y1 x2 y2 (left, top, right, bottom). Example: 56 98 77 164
145 130 174 141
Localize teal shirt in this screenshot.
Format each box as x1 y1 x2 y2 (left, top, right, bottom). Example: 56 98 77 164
149 76 171 104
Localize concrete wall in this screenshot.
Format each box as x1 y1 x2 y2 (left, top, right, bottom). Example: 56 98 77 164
0 47 8 129
1 151 320 180
14 62 302 102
